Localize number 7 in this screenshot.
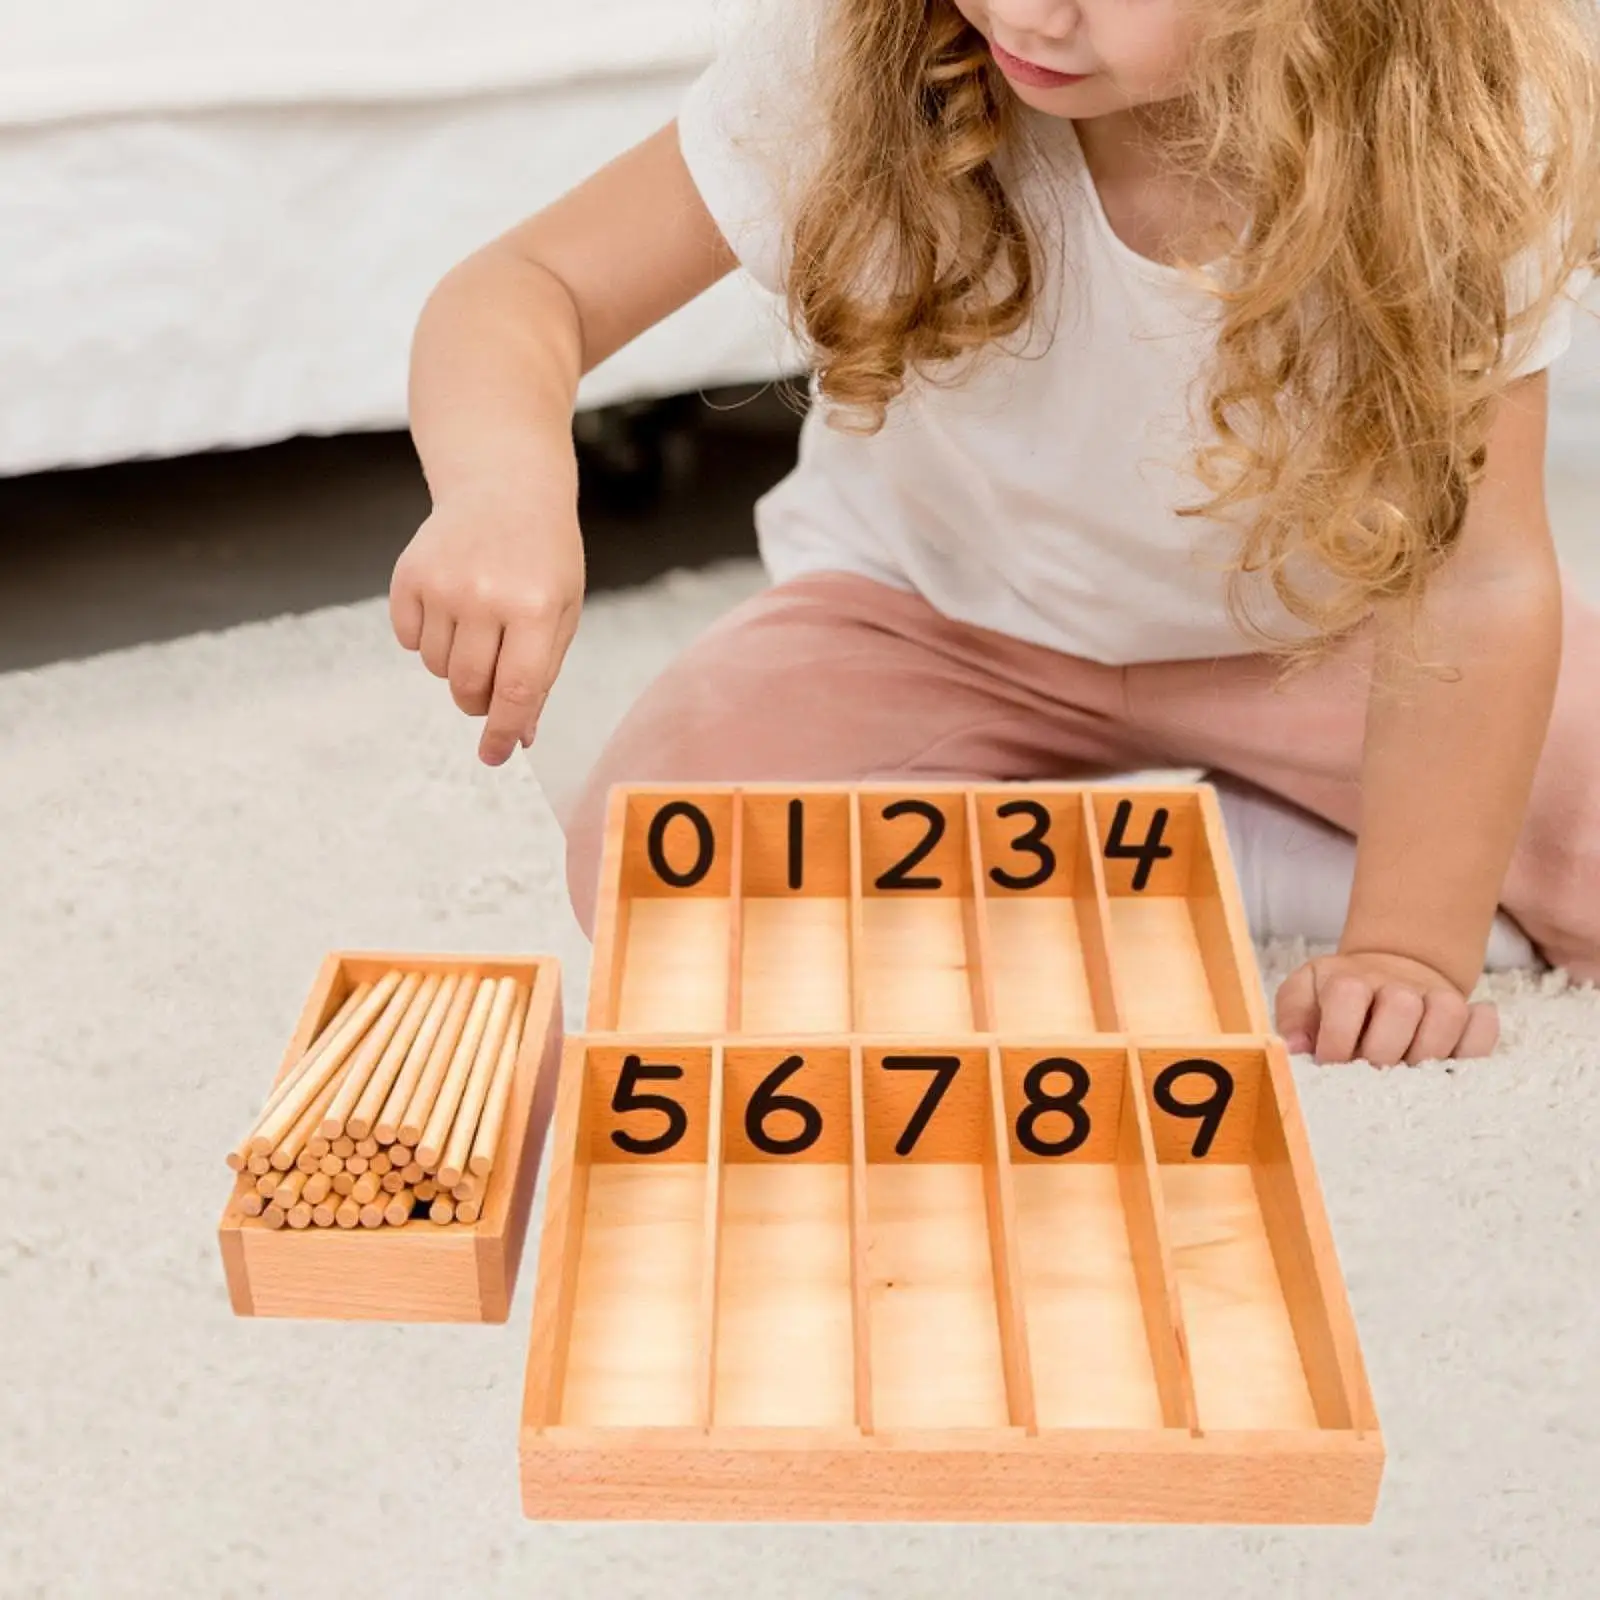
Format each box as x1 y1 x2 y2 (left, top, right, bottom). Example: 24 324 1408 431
881 1055 962 1156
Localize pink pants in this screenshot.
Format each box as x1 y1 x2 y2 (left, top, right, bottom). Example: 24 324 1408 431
563 570 1600 981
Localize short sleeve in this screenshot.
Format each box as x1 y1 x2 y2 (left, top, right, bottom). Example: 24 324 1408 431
676 3 824 295
1503 234 1596 379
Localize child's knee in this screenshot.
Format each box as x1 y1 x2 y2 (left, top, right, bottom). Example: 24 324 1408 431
559 705 735 938
563 761 616 939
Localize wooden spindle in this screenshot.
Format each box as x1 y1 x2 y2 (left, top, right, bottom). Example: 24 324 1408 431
373 975 461 1146
225 981 371 1169
320 972 426 1142
348 975 440 1142
467 985 530 1178
396 974 480 1149
247 973 401 1157
438 977 517 1187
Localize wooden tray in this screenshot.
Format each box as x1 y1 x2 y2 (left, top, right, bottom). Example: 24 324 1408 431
520 784 1383 1521
219 950 563 1322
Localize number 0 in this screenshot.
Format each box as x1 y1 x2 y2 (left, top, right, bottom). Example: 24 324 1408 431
646 801 714 889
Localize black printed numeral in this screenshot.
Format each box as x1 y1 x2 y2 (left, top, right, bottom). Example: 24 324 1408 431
786 798 805 891
874 799 946 891
989 799 1057 891
1014 1057 1092 1157
1103 799 1173 892
1151 1058 1235 1159
882 1055 962 1155
646 801 715 889
609 1055 689 1155
744 1055 823 1156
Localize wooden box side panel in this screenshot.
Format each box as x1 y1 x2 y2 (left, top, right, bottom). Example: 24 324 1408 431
476 963 566 1323
585 787 632 1031
1252 1041 1382 1437
1190 786 1273 1036
237 1227 482 1321
519 1431 1383 1523
522 1038 595 1429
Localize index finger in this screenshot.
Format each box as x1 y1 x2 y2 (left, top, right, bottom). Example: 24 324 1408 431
479 622 554 766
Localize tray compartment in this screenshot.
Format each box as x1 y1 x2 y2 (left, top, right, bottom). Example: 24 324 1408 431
737 790 854 1035
1136 1042 1358 1433
709 1044 859 1428
538 1043 717 1428
854 790 986 1034
972 789 1121 1034
857 1043 1019 1430
591 789 738 1033
1089 788 1261 1036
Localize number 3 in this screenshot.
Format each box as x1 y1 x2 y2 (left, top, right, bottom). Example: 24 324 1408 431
989 799 1056 891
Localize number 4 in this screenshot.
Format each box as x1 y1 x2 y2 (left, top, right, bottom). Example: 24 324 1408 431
1103 798 1174 892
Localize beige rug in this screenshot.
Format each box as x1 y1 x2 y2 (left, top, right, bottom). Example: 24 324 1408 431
3 553 1597 1599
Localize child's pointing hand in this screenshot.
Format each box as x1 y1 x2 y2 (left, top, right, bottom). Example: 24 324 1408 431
1274 950 1500 1066
390 481 584 767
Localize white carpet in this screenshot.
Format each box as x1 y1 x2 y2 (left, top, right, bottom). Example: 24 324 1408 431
3 552 1599 1599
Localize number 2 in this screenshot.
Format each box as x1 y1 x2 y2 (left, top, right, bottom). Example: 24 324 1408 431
874 800 945 891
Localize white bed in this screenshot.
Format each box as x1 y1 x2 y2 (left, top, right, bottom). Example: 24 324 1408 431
0 1 799 477
0 2 1592 478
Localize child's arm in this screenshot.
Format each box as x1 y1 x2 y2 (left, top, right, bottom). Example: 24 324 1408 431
396 124 738 765
1277 371 1563 1063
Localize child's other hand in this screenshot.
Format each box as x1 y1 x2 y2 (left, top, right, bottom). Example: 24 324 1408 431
1274 950 1499 1065
390 484 584 766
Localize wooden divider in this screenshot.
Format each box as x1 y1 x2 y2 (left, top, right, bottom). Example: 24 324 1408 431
963 795 1001 1037
848 1043 875 1436
848 797 868 1041
1117 1051 1199 1432
982 1044 1038 1434
695 1044 727 1430
723 810 745 1036
1077 791 1129 1034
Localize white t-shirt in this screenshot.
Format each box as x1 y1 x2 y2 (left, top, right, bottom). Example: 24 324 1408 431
676 12 1586 664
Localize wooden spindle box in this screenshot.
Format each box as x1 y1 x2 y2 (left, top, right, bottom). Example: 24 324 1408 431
519 783 1384 1522
219 951 563 1322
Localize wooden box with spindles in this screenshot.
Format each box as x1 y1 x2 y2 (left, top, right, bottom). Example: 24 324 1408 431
219 951 562 1321
519 783 1385 1523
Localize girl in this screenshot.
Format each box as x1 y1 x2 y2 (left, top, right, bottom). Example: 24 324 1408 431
395 0 1600 1066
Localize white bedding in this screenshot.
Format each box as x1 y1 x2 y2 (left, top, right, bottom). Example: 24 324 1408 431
0 1 799 477
1 1 718 124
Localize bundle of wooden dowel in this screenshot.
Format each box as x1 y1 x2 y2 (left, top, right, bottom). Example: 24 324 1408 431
227 967 531 1230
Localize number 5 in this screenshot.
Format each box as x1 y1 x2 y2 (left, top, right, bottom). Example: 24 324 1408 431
609 1055 689 1156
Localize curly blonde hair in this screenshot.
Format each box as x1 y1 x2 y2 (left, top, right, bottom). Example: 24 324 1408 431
785 0 1600 670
